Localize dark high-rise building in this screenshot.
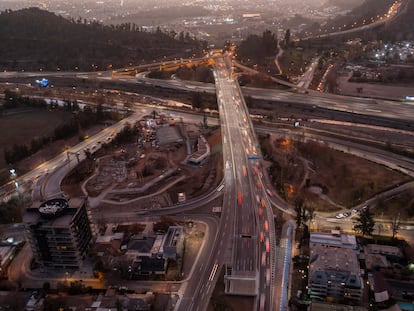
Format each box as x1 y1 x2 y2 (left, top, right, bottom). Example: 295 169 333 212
23 197 92 269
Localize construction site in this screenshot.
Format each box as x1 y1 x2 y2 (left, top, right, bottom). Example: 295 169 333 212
61 111 223 210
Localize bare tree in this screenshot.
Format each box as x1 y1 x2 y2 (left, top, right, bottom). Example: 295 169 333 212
391 213 401 239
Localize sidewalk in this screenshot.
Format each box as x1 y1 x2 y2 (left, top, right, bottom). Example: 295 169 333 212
274 220 294 311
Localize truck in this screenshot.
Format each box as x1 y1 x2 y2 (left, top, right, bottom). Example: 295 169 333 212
237 191 242 206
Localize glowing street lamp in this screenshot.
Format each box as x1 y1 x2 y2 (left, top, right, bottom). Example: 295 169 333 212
9 168 21 195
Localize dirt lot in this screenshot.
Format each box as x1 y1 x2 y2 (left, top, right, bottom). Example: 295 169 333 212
0 108 72 181
337 72 414 99
260 134 410 214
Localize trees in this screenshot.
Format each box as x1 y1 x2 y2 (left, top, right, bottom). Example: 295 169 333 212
284 29 291 47
237 30 278 63
390 213 401 239
191 92 202 109
294 197 315 228
353 208 375 237
0 8 205 72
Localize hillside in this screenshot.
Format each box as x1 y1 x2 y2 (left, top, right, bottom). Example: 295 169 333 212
0 7 205 71
324 0 365 10
302 0 396 36
380 0 414 40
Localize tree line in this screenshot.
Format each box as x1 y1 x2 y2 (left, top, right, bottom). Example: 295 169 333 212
0 7 207 71
237 30 278 65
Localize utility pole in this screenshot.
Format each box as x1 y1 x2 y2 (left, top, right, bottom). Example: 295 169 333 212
203 111 208 128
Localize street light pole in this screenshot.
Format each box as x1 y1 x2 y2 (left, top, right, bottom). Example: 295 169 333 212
9 168 21 199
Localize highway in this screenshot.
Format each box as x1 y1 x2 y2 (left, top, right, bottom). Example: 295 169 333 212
1 55 414 311
177 55 278 311
118 73 414 124
215 56 277 310
3 65 414 125
177 56 250 311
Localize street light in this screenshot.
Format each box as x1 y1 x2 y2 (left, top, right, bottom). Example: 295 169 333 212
9 168 20 194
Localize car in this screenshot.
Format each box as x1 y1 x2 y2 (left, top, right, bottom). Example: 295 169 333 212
266 268 270 286
260 232 264 243
352 208 358 214
343 212 351 217
336 213 344 219
264 221 269 232
261 251 266 266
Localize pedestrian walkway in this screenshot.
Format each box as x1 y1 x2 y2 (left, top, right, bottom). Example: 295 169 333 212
274 221 294 311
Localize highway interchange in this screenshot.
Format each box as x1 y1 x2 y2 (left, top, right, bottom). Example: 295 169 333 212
1 49 414 311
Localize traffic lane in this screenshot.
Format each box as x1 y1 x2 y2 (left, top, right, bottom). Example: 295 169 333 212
176 215 222 311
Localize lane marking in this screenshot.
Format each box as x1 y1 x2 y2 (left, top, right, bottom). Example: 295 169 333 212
208 263 219 281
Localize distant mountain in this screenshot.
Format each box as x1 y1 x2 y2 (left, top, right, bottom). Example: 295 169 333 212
0 7 205 71
324 0 365 10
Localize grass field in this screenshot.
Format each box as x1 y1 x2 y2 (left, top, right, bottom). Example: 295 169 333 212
262 135 411 214
0 108 72 181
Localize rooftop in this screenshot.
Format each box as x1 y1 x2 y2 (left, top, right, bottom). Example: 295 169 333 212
365 244 403 257
309 244 360 277
128 237 156 254
23 197 87 227
310 232 357 249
